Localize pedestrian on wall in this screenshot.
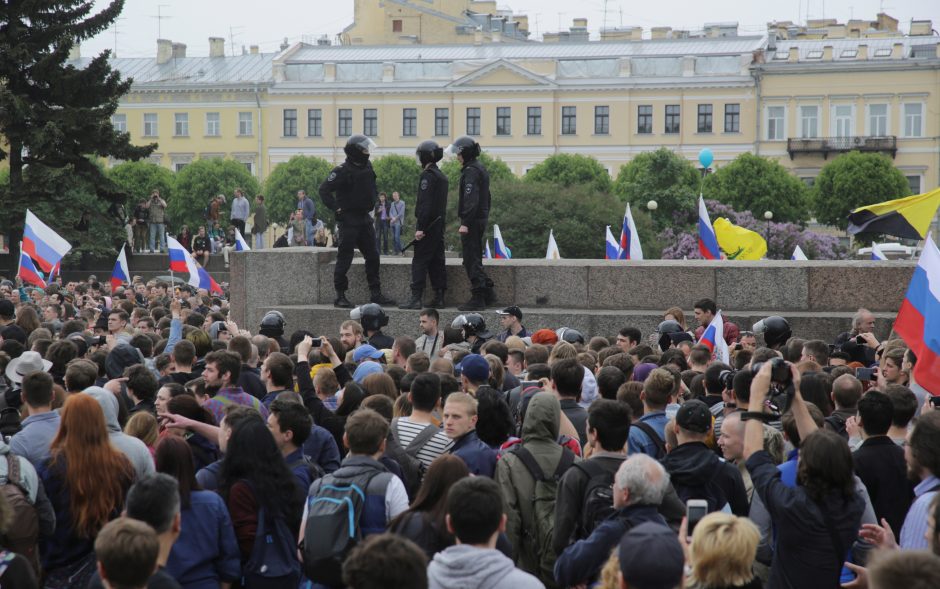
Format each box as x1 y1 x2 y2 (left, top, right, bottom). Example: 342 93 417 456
229 188 250 237
400 140 447 310
374 192 390 255
448 136 494 311
147 189 168 254
390 191 406 254
251 194 268 249
297 190 316 246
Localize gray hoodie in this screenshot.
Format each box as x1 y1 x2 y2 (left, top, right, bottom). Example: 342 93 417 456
85 387 155 480
428 545 544 589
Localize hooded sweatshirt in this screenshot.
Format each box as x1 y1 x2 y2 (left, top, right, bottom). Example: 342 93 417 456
428 544 544 589
85 387 156 480
660 441 748 516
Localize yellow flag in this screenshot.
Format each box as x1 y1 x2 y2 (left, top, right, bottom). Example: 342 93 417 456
713 218 768 260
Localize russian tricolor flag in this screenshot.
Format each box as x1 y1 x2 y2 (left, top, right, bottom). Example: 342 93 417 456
23 210 72 273
196 266 224 295
618 203 644 260
17 244 46 288
792 245 809 261
698 196 721 260
168 237 189 273
894 235 940 396
605 226 621 260
111 246 130 291
871 243 888 261
697 310 730 364
493 225 511 259
485 241 492 260
234 228 251 252
167 236 223 295
48 260 61 283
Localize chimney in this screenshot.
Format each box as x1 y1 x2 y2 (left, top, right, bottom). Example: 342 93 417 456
857 44 868 60
892 42 903 58
789 46 799 62
651 27 672 40
68 42 81 61
822 45 833 61
474 28 484 45
280 37 290 51
156 39 173 64
249 45 259 54
209 37 226 57
171 42 187 58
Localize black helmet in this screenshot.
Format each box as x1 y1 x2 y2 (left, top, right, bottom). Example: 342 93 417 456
344 134 377 164
656 320 684 352
416 140 444 166
753 316 791 349
350 303 388 332
445 136 480 162
556 327 585 345
259 310 286 336
452 313 490 340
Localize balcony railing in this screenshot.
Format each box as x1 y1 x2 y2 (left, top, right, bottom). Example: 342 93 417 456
786 135 897 159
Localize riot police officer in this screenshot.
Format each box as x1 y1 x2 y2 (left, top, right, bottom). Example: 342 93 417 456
319 134 395 308
400 140 448 310
446 136 494 311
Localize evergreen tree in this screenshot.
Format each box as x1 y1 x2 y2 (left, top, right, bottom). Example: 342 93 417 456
0 0 155 271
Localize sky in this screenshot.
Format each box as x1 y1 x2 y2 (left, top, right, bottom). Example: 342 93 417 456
80 0 940 58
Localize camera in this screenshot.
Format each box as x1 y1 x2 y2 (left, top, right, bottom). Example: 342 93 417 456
718 369 736 391
751 357 791 385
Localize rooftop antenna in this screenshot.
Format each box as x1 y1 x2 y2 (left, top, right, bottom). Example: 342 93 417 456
229 25 245 57
111 16 125 57
603 0 609 32
151 5 171 39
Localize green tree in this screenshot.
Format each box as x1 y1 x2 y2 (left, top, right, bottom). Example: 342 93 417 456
812 151 910 230
107 161 175 210
0 0 156 272
441 152 515 191
263 156 334 228
372 154 423 201
524 153 612 194
170 159 260 231
702 153 810 223
613 148 700 229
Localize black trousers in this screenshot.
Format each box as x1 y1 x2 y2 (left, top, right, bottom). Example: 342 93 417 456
334 217 381 293
411 229 446 293
461 219 490 292
231 219 246 236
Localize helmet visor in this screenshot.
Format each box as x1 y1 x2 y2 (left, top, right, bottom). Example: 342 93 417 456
353 136 378 155
443 143 460 158
350 306 363 321
752 319 768 335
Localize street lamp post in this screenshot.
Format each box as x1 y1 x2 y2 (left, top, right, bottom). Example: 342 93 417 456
647 200 658 213
764 211 773 245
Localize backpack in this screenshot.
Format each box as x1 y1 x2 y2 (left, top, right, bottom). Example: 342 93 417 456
390 419 440 493
632 421 667 459
571 460 616 538
286 453 325 488
242 506 302 589
825 414 849 440
302 470 385 586
0 456 40 574
512 445 575 585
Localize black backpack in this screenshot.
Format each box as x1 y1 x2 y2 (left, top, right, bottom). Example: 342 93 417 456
242 506 301 589
571 460 616 538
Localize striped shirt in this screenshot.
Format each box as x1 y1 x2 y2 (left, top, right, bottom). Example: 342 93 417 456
900 475 940 550
203 387 268 425
393 418 453 468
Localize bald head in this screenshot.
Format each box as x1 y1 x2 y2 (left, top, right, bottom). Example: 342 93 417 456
717 411 745 463
832 374 862 410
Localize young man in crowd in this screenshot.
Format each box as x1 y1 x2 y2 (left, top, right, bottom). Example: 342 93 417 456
443 392 496 477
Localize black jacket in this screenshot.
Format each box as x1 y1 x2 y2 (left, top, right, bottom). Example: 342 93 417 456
853 436 914 534
319 160 378 221
457 160 490 225
415 164 448 234
661 441 749 516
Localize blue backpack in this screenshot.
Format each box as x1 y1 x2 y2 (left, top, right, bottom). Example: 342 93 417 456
242 506 301 589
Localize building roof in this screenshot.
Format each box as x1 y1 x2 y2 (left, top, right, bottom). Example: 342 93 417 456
285 35 766 63
68 53 276 87
769 35 938 61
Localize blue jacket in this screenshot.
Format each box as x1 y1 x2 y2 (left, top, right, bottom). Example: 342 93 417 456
9 411 60 468
450 430 496 478
304 425 342 474
166 490 241 589
554 504 667 587
196 460 223 491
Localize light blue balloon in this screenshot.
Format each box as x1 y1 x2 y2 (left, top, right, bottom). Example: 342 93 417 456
698 148 714 169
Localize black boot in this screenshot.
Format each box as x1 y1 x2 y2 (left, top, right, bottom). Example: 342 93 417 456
399 291 423 310
484 286 497 305
370 290 396 306
334 291 353 309
427 289 446 308
458 290 486 311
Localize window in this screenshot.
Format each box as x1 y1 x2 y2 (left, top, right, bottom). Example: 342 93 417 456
402 108 417 137
874 48 892 58
904 103 923 137
363 108 378 137
561 106 576 135
466 107 481 136
338 109 352 137
664 105 680 134
496 107 511 136
724 104 740 133
205 112 220 136
637 105 652 134
174 113 189 137
111 114 127 133
238 112 253 136
434 108 449 136
766 106 785 140
906 175 922 194
308 109 322 137
807 50 824 59
799 105 818 138
867 104 888 136
832 105 853 137
283 109 297 137
594 105 609 135
243 162 255 176
801 177 816 187
697 104 713 133
174 163 188 172
527 107 542 135
841 49 858 58
392 19 402 32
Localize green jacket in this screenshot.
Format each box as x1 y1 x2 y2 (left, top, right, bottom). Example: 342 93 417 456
252 203 267 233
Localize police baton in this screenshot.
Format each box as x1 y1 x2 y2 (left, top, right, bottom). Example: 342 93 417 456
401 216 442 254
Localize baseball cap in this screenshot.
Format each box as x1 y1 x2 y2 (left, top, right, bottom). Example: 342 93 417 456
676 399 712 434
458 353 490 383
0 299 15 319
352 344 384 363
618 522 685 589
497 305 523 321
208 321 228 340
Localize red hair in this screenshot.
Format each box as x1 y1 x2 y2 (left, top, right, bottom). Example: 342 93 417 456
50 393 134 538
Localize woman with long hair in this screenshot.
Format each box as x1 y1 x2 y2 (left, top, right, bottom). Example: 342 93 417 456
361 371 397 400
217 414 305 583
15 305 41 337
124 411 159 455
388 455 470 558
322 381 366 454
155 436 240 589
37 394 135 588
165 395 219 471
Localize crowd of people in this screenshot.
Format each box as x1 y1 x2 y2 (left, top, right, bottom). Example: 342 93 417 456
0 271 938 589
